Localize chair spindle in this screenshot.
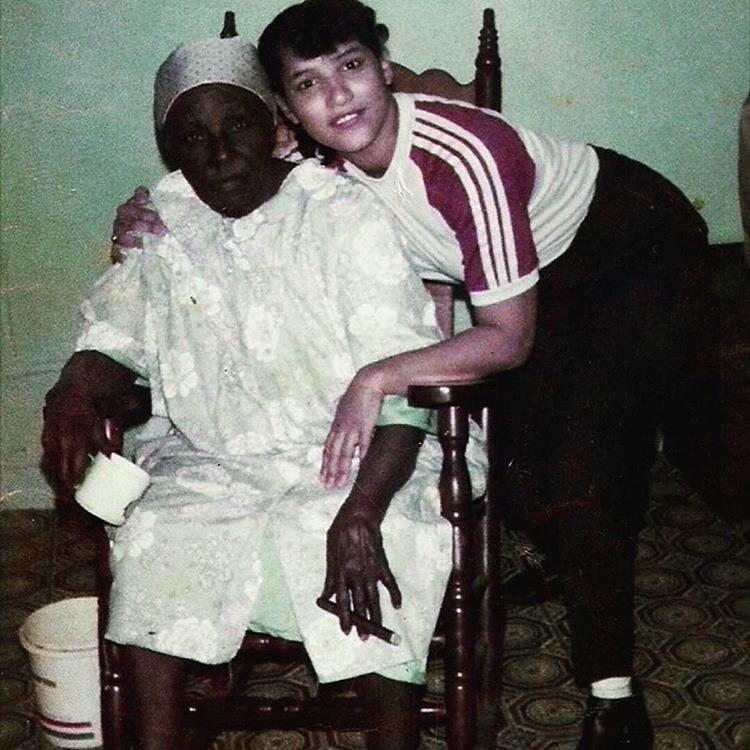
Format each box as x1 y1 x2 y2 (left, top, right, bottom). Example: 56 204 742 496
220 11 238 39
475 8 502 111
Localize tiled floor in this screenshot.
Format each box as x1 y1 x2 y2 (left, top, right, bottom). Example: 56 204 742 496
2 457 749 749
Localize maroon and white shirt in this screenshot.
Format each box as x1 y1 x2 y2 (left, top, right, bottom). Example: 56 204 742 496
340 93 599 306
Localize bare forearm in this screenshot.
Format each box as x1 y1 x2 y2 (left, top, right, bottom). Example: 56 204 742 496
359 287 537 396
343 425 424 519
360 323 529 396
324 424 423 629
320 289 536 491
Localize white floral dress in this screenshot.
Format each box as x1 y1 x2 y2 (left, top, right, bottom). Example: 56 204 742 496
76 161 486 684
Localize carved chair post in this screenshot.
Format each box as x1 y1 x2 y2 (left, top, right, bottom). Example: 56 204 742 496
408 380 499 749
475 8 502 111
476 405 504 742
437 404 477 749
96 527 129 749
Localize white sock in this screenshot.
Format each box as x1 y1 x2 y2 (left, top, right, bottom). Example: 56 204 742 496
590 676 633 700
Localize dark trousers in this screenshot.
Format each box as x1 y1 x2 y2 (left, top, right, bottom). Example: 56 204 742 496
495 147 717 684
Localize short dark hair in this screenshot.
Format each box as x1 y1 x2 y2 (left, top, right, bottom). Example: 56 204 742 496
258 0 389 94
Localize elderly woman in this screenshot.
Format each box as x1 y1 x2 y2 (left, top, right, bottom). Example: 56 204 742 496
42 36 485 750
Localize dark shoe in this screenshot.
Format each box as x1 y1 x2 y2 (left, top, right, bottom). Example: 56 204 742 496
577 689 653 749
501 563 561 605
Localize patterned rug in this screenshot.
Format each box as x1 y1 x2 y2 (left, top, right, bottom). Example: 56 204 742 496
1 455 749 749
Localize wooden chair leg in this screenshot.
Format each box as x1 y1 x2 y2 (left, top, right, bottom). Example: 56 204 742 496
100 640 130 749
96 524 130 749
476 409 504 747
185 663 238 750
476 513 504 746
437 406 477 750
443 569 477 750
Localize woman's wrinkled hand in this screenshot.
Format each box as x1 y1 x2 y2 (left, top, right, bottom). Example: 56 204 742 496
321 380 384 489
110 187 167 262
40 385 120 494
321 503 401 639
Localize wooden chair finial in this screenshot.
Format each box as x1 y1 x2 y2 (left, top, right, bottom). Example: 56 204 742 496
475 7 502 111
220 11 238 38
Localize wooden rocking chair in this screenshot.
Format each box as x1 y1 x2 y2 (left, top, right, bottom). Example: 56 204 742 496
97 9 505 749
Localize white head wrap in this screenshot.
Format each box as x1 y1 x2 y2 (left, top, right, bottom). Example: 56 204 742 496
154 36 276 130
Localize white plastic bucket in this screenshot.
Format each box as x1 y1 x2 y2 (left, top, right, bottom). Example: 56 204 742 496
18 597 102 748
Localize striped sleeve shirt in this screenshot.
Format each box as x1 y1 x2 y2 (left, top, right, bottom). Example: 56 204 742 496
341 94 599 306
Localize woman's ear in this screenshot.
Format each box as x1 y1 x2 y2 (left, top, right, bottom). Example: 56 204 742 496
272 121 300 160
156 128 178 172
275 94 299 125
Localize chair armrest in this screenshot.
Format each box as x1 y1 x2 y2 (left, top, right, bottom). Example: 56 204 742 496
408 379 497 524
407 380 496 410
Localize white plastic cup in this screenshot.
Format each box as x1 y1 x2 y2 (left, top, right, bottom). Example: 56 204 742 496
75 452 150 526
18 597 102 748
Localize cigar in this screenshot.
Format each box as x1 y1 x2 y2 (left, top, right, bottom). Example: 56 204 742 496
316 597 401 646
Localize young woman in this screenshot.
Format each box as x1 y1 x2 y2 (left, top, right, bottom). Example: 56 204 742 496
42 34 486 750
257 1 720 747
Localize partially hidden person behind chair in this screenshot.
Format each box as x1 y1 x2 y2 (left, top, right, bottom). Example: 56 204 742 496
251 1 723 747
40 35 486 750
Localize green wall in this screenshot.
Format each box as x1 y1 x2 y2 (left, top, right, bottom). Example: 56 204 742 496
1 0 748 507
